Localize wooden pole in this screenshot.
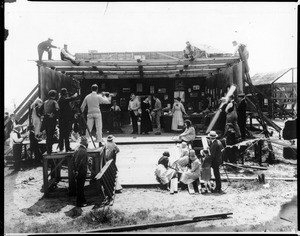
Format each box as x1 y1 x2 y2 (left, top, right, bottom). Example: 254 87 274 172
86 212 233 233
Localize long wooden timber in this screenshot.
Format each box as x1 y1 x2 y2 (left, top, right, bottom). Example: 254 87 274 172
86 212 233 233
53 63 229 72
36 57 240 67
71 73 211 80
66 68 218 76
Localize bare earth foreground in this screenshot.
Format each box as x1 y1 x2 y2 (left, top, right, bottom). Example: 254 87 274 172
4 141 298 234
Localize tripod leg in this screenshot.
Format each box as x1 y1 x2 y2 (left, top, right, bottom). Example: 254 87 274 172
81 114 96 148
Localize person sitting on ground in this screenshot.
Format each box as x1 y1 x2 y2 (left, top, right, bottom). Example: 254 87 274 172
178 119 196 145
200 149 212 193
60 44 80 65
73 137 89 207
179 150 201 185
154 151 177 189
104 135 122 193
179 142 189 158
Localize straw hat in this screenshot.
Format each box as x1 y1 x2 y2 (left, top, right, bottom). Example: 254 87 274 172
208 130 218 139
107 135 115 142
189 150 197 161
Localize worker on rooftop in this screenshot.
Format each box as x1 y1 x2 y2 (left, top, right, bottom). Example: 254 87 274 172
60 44 80 65
37 38 60 61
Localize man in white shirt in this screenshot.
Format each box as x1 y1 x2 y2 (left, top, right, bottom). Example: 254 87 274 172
10 125 27 170
81 84 112 146
60 44 80 65
128 93 140 134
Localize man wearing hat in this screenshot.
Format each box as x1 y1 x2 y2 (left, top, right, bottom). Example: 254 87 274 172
237 93 247 140
57 88 78 152
60 44 80 65
42 90 59 154
81 84 112 146
10 125 27 170
73 137 89 207
207 130 224 193
105 135 122 193
37 38 60 61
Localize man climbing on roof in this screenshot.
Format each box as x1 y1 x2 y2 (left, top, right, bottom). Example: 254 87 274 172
37 38 60 61
183 41 196 61
232 40 250 72
60 44 80 65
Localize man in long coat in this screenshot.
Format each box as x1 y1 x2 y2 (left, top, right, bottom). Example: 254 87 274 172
208 130 224 193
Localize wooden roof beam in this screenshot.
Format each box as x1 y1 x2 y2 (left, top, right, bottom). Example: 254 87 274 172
71 72 210 80
53 63 229 72
37 57 240 68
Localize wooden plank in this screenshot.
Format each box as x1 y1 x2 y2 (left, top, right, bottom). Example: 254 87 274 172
206 84 236 133
156 52 180 60
54 63 229 72
223 162 268 170
14 84 39 114
43 157 49 196
201 136 209 150
71 72 210 80
86 212 233 233
37 57 240 67
95 159 113 180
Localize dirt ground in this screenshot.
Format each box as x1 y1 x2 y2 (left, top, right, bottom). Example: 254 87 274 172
3 140 298 234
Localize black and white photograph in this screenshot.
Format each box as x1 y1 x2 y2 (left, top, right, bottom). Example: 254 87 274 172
3 1 298 234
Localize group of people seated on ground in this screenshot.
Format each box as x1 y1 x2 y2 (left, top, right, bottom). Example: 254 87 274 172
155 129 223 194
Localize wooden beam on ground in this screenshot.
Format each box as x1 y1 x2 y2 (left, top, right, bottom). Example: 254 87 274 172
85 212 233 233
223 162 268 170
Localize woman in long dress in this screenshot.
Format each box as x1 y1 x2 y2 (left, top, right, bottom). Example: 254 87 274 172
140 95 153 134
180 149 201 185
30 98 43 136
171 97 187 131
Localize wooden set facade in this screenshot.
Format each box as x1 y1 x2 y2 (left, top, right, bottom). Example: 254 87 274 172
245 68 297 119
34 50 243 129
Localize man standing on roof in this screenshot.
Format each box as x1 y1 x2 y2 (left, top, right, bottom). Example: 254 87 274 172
60 44 80 65
37 38 60 61
81 84 112 147
232 40 250 73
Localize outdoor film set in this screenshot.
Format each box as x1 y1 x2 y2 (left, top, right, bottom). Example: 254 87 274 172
3 1 298 234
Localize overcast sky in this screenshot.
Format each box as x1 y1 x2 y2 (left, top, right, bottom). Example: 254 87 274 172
4 1 298 112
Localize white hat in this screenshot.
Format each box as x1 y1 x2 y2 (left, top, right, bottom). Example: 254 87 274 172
208 131 218 139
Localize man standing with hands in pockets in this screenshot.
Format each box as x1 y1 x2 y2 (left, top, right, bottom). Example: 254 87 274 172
81 84 112 147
